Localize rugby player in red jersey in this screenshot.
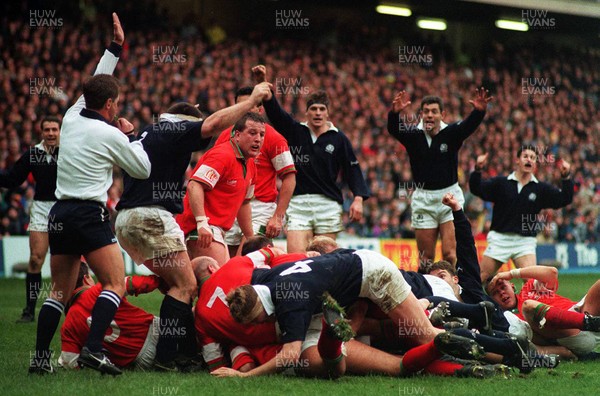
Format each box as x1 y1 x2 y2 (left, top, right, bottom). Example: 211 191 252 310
488 266 600 358
59 262 170 370
214 87 296 258
177 113 264 264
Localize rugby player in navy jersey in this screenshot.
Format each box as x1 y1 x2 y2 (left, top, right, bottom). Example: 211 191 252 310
469 146 573 283
253 65 370 254
387 89 492 270
115 92 272 370
0 116 60 323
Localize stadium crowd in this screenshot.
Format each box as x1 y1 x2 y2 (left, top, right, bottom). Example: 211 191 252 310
0 6 598 243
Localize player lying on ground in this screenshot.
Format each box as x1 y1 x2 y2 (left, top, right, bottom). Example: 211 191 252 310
58 262 204 372
487 265 600 359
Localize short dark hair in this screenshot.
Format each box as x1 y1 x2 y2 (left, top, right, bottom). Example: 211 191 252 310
241 235 272 256
74 261 90 289
233 112 266 133
83 74 120 110
41 116 61 129
517 144 537 158
235 86 254 103
420 96 444 112
166 102 204 118
306 90 330 110
426 260 457 276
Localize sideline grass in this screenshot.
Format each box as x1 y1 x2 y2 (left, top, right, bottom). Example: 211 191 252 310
2 274 600 396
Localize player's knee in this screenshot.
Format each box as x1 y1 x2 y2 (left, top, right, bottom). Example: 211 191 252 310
28 254 44 272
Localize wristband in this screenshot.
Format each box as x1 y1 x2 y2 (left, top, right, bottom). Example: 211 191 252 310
510 269 521 279
195 216 210 232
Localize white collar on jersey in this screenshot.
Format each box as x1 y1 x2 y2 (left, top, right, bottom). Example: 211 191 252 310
35 141 55 156
508 171 539 184
416 120 449 147
416 120 449 132
253 284 275 315
300 121 338 143
159 113 203 123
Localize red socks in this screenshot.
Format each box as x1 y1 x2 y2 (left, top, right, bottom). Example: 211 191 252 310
534 304 584 329
400 341 441 374
318 317 343 362
423 359 464 376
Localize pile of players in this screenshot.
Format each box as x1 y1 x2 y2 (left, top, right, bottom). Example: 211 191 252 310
18 13 600 378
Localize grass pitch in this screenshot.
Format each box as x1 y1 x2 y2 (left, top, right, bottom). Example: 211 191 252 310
2 274 600 396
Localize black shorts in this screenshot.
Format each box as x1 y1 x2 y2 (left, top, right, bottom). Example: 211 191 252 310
48 200 117 255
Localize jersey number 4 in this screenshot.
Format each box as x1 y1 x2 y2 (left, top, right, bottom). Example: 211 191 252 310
279 260 313 276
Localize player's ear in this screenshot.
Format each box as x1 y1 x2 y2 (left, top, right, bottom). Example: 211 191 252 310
441 110 446 119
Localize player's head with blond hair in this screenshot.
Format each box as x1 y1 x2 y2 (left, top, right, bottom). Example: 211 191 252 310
227 285 265 324
306 236 339 255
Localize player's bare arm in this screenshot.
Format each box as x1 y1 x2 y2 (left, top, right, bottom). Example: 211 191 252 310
489 266 558 290
200 82 273 137
211 341 302 377
187 181 213 248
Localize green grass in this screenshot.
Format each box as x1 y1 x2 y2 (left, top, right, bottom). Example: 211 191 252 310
2 275 600 396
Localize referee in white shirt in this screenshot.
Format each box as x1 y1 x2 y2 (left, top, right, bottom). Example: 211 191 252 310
30 13 150 376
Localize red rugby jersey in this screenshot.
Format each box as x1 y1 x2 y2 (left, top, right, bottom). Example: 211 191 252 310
195 251 306 370
177 140 256 234
215 124 295 203
60 276 160 368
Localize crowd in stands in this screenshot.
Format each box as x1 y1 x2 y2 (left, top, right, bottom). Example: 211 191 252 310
1 4 598 243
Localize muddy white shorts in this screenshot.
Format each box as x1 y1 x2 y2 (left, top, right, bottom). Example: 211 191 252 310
115 206 187 265
354 249 411 313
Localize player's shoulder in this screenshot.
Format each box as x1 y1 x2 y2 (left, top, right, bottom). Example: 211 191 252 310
215 126 234 145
